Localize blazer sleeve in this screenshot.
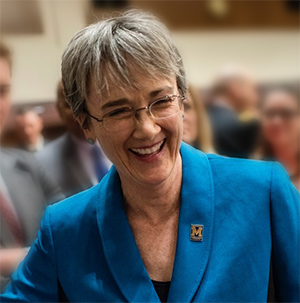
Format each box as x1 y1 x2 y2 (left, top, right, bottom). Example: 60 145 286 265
270 162 300 302
0 206 59 302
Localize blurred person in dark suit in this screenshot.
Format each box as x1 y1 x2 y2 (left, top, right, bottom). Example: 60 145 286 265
14 109 46 152
36 81 111 197
182 86 214 153
208 66 260 158
0 42 64 292
256 87 300 191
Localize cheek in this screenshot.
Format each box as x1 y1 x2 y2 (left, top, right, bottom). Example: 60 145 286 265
160 113 183 132
262 118 280 130
293 117 300 129
96 129 130 163
162 116 183 150
286 120 300 136
172 115 184 138
0 98 10 116
262 119 298 144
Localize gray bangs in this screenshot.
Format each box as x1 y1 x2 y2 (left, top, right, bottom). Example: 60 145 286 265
61 9 186 124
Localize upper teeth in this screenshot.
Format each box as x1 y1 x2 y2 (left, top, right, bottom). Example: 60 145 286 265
131 140 164 155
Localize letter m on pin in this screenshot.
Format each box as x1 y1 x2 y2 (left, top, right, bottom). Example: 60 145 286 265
190 224 203 242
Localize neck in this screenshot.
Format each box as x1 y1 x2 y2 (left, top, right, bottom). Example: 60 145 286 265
27 135 43 150
121 155 182 225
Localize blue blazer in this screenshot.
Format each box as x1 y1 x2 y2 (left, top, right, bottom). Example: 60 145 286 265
2 143 299 302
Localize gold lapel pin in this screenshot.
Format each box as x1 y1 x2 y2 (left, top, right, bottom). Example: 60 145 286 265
190 224 203 242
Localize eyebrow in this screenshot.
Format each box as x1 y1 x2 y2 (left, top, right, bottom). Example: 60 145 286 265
0 84 11 89
101 98 129 111
101 86 174 111
148 86 173 98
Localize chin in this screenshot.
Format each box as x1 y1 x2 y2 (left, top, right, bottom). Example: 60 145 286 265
134 165 173 186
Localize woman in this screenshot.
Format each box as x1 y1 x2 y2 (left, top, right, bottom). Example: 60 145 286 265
257 87 300 190
1 10 299 303
182 86 214 153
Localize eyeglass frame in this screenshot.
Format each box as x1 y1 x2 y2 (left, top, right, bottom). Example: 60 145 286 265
262 109 299 121
83 94 185 130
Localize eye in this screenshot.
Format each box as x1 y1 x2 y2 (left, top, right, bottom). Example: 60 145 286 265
106 107 132 118
152 96 173 108
0 86 9 97
281 109 296 119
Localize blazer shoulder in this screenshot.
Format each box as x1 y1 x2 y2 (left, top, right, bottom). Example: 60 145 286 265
207 153 272 170
206 153 274 186
48 183 100 229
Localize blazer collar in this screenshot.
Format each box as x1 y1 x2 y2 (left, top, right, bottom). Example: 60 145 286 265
96 142 215 302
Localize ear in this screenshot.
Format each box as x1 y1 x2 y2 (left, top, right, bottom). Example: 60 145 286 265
76 113 96 141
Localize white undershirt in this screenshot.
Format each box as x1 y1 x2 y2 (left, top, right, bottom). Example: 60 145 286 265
27 136 45 152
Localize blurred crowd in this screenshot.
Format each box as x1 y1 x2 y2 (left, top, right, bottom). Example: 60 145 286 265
0 36 299 291
180 69 299 192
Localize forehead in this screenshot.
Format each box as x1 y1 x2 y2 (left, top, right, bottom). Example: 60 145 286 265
88 72 177 106
17 112 40 123
264 92 298 109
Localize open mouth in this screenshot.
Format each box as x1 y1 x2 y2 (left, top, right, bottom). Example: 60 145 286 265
129 139 166 157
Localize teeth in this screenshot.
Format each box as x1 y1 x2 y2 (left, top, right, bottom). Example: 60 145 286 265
131 140 164 155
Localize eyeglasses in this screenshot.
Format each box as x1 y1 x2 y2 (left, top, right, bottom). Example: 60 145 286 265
263 109 299 121
84 94 185 132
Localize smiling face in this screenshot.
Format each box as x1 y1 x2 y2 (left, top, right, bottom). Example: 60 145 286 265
56 81 85 140
81 75 184 186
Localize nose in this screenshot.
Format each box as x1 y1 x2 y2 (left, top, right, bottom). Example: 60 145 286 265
272 116 283 125
132 110 161 140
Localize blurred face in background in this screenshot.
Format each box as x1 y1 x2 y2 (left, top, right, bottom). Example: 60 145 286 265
228 76 259 112
56 81 85 140
261 91 300 149
15 111 43 145
0 57 11 137
182 93 198 145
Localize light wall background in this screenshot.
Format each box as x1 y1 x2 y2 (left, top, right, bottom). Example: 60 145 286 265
2 0 299 104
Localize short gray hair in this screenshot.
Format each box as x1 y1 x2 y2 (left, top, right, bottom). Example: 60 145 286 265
61 9 186 127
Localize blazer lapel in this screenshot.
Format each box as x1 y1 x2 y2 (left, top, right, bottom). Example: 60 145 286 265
96 167 160 302
167 143 215 302
96 143 214 302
